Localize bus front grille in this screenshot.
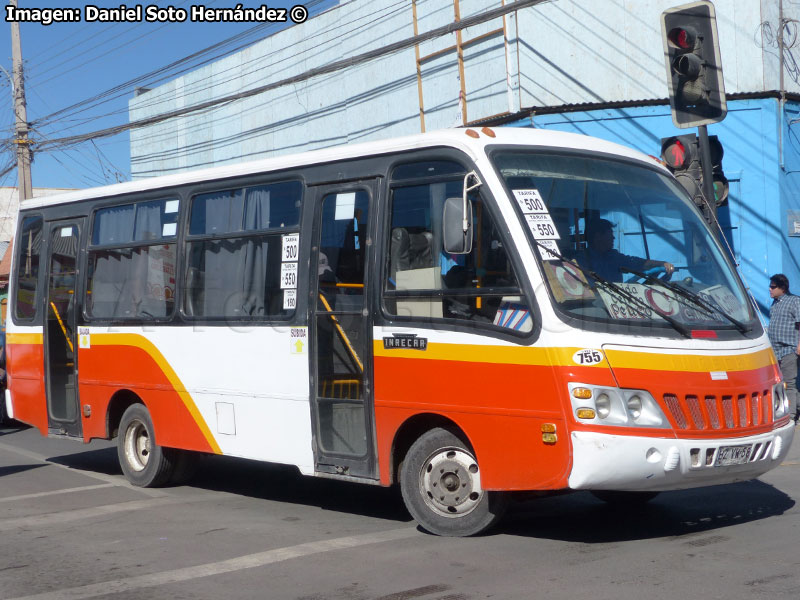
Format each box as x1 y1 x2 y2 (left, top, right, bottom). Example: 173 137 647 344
663 390 771 431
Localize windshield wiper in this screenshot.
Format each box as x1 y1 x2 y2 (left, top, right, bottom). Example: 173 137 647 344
621 267 749 334
532 241 692 338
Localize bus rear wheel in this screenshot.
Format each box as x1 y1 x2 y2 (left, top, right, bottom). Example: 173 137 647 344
117 404 176 487
400 428 508 537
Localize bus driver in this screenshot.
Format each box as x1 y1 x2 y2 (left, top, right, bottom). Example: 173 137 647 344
577 218 674 283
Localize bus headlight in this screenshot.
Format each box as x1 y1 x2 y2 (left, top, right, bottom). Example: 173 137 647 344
621 390 664 426
568 383 666 428
595 393 611 419
773 382 790 419
626 395 643 419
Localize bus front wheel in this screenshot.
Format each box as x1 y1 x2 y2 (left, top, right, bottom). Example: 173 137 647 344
117 403 176 487
400 428 508 536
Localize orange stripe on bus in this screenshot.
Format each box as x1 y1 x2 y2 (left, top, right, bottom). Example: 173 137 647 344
603 347 775 373
90 333 221 454
7 332 44 345
373 340 775 373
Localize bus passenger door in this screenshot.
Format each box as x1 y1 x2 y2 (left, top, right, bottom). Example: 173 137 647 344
309 182 378 479
44 219 83 437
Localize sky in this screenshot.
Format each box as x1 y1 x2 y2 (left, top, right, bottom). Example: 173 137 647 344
0 0 338 190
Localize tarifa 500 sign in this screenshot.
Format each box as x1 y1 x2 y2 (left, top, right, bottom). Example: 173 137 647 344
4 4 310 25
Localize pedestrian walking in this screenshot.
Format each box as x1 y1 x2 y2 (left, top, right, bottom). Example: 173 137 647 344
768 273 800 422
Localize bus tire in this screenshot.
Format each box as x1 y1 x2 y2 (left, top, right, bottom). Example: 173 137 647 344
169 450 200 485
117 404 175 487
400 428 508 537
591 490 660 505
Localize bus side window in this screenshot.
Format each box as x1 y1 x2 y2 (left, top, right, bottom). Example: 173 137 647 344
87 199 178 320
385 166 532 332
184 181 302 320
386 181 457 318
14 215 44 321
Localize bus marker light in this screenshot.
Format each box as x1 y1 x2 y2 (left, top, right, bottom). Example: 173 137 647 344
83 404 92 418
481 127 496 138
572 387 592 399
691 330 717 338
542 433 558 444
576 408 596 419
541 423 557 433
465 129 479 138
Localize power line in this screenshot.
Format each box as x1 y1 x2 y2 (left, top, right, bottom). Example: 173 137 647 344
5 0 335 184
27 0 202 84
82 0 402 126
41 0 406 138
32 0 335 129
35 0 550 152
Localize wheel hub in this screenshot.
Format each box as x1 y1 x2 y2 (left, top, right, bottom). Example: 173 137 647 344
124 420 150 472
420 448 483 518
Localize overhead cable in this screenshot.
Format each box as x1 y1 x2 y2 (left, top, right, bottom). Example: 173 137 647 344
35 0 550 152
32 0 333 128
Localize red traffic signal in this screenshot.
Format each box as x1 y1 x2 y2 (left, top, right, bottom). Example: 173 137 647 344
660 134 727 207
661 1 727 128
661 135 697 170
667 26 697 50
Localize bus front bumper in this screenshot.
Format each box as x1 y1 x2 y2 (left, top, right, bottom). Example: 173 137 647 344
567 421 795 491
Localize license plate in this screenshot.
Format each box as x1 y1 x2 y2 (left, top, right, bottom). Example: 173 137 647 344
715 444 752 466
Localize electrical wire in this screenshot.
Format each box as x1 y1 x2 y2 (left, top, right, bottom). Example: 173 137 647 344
42 0 408 139
32 0 337 130
27 0 205 84
34 0 549 153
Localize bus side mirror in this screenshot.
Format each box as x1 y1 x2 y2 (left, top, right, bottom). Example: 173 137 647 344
443 197 473 254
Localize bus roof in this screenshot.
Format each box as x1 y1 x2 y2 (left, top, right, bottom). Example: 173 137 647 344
20 127 662 210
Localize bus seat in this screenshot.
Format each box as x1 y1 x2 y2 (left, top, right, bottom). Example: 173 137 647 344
391 228 442 318
390 228 433 278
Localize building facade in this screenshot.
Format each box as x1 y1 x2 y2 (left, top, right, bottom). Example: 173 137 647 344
128 0 800 314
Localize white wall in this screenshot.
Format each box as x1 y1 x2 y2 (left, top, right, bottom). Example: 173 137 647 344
129 0 793 177
0 187 75 241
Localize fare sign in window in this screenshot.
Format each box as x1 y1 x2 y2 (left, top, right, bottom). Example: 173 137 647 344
514 189 560 260
281 233 299 309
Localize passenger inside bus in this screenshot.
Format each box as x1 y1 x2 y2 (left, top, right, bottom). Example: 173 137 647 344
576 218 674 283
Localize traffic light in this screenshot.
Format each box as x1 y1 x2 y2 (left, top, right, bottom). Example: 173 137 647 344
661 134 727 206
661 134 702 201
661 1 727 128
707 136 728 205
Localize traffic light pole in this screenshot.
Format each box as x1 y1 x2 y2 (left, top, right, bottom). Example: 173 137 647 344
697 124 717 226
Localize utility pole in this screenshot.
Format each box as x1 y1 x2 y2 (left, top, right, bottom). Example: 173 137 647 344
10 0 33 201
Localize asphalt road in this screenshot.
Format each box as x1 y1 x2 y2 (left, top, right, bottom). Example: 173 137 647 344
1 421 799 600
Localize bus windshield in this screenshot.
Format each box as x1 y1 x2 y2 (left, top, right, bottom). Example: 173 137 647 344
491 150 756 333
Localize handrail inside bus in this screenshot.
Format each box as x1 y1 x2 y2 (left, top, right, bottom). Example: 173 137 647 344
49 301 74 354
317 293 364 373
320 282 365 289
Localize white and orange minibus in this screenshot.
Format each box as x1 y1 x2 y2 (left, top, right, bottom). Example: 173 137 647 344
4 128 793 536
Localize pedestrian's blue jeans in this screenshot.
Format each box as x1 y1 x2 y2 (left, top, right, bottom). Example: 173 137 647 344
778 352 799 418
